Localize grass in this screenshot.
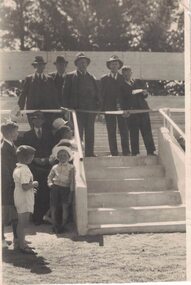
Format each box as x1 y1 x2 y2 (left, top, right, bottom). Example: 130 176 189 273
3 226 186 284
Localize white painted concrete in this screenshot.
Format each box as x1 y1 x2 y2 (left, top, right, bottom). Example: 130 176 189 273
158 127 185 203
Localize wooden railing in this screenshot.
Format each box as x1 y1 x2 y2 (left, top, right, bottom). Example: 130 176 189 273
159 108 185 141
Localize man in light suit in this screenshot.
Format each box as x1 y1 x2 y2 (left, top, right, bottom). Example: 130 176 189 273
62 52 100 157
18 56 59 127
100 55 130 156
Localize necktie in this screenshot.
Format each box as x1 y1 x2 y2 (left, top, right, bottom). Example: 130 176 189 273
36 128 42 139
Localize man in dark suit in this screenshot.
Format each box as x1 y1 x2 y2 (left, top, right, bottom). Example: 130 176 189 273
48 56 68 107
62 52 100 157
1 121 19 248
18 56 59 127
100 55 130 156
17 111 54 224
121 66 156 156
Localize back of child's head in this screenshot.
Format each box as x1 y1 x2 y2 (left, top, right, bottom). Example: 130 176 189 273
1 121 18 138
16 145 36 164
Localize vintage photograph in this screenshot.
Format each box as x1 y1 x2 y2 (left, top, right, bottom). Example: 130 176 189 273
0 0 189 283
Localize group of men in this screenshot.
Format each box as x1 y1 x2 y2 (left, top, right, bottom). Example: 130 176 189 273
17 52 156 157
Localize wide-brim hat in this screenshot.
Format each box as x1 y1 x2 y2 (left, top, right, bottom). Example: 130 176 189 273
52 118 68 133
52 145 73 161
106 55 123 70
74 52 90 66
30 110 45 120
54 56 68 65
32 56 47 66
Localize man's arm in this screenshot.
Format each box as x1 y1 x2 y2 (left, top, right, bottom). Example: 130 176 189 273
62 74 72 107
18 76 30 110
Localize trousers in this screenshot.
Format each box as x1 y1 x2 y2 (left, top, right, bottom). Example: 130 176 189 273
77 112 96 157
129 113 156 155
105 114 130 156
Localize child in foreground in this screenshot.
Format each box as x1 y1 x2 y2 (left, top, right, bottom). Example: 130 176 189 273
47 146 75 233
13 145 38 254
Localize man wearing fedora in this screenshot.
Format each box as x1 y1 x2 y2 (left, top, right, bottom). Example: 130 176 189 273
49 56 68 106
18 56 59 126
100 55 130 156
17 111 54 224
62 52 100 157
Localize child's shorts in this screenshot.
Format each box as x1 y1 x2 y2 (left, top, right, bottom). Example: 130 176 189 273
50 185 70 208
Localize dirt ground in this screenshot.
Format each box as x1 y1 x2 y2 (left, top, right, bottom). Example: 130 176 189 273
2 224 186 284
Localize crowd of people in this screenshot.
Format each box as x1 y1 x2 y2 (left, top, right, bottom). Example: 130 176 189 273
1 52 156 254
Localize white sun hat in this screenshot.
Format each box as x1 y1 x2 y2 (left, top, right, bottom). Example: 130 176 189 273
52 118 68 132
52 145 73 161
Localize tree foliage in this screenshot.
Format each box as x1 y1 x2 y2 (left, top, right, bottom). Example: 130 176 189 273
0 0 184 52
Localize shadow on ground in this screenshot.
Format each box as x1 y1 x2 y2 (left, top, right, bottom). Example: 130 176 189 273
2 248 51 275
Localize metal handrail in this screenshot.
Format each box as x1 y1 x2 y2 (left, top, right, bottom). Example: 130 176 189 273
159 108 185 140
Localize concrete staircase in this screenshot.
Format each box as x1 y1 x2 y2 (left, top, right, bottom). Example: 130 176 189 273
84 117 185 235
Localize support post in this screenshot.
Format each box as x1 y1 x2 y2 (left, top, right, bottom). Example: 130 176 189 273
184 0 191 280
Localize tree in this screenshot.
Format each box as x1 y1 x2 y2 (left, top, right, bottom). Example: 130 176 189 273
0 0 184 52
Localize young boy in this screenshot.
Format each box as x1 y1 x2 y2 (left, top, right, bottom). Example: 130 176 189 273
1 121 19 248
13 145 38 254
47 146 75 233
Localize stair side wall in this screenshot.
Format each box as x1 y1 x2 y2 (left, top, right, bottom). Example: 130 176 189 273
158 127 185 203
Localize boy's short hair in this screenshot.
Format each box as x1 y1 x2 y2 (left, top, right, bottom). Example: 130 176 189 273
16 145 36 164
1 121 18 137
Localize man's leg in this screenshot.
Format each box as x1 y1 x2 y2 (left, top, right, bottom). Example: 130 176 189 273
129 114 140 155
117 115 130 155
139 114 156 155
105 115 118 156
85 113 96 157
76 112 85 141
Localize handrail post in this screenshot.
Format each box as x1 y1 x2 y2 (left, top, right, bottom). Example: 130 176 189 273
71 110 88 236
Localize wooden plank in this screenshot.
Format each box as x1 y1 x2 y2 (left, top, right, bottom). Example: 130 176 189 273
0 51 184 81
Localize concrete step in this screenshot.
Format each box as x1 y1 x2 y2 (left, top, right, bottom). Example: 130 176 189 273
88 191 181 208
87 177 172 193
85 155 159 167
88 221 186 235
86 165 165 179
88 205 185 225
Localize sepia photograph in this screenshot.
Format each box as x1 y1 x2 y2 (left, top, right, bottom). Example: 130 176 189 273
0 0 190 284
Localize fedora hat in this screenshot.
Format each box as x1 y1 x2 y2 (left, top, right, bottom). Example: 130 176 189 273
54 56 68 65
106 55 123 70
32 56 47 66
30 110 45 120
74 52 90 66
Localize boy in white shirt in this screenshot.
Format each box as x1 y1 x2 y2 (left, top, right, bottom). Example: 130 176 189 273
47 146 75 233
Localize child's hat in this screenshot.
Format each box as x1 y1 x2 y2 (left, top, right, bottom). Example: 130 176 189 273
52 145 73 161
52 118 68 133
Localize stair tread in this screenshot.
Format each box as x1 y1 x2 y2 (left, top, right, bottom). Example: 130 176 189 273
88 205 185 211
88 220 186 229
88 190 179 195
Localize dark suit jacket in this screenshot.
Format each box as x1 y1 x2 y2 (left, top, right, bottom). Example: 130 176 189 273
18 127 54 158
121 80 149 110
100 73 125 111
18 73 59 110
1 141 17 205
62 70 100 110
48 72 65 106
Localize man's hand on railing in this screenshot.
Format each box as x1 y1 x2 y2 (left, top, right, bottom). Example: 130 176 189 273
122 110 131 118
